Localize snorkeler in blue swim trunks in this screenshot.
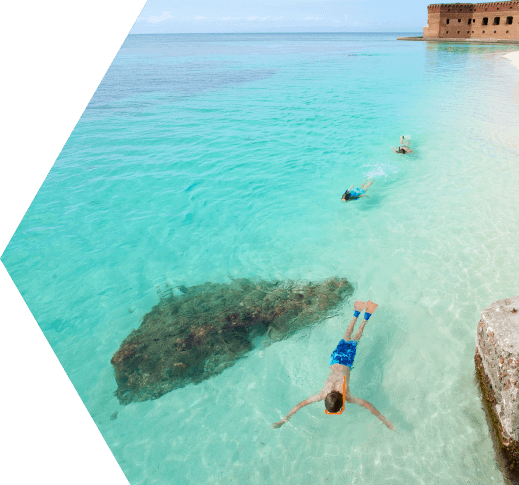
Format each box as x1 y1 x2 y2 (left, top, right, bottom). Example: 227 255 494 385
342 178 374 201
272 300 395 431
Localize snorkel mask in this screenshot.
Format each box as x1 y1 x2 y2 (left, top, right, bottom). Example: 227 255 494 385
325 376 346 415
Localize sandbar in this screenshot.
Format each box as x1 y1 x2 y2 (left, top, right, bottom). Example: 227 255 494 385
503 51 519 70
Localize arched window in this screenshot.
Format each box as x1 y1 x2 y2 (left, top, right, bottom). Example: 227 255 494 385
494 17 500 25
482 17 488 25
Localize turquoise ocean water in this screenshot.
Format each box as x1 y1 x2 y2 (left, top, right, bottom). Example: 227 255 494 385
3 33 519 483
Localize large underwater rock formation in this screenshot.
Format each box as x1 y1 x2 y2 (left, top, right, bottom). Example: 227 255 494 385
476 296 519 484
112 277 353 405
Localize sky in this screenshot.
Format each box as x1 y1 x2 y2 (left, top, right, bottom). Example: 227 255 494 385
130 0 430 34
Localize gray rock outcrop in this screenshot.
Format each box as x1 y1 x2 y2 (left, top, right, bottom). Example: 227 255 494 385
475 295 519 481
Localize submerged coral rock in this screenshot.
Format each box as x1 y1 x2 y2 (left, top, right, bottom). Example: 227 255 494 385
112 277 353 405
475 296 519 483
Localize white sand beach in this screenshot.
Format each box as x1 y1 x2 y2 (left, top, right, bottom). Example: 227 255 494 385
503 50 519 69
503 51 519 111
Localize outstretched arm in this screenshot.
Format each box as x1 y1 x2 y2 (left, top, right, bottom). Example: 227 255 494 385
271 393 325 429
348 396 395 431
391 147 398 153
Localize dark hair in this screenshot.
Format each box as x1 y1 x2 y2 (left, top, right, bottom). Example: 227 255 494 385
342 191 351 201
325 391 343 413
399 148 406 154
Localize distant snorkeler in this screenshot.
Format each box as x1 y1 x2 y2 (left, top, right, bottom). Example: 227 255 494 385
341 178 374 201
392 135 413 154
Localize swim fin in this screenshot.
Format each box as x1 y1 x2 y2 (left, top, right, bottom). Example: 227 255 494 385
354 300 366 310
364 300 378 320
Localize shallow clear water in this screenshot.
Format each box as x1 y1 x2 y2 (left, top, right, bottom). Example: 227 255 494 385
3 33 519 484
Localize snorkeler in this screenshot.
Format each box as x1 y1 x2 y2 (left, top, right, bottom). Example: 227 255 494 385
392 135 413 154
271 300 395 431
341 178 374 201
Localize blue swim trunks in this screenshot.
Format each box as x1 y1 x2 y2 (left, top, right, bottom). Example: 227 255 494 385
348 188 365 199
329 339 357 369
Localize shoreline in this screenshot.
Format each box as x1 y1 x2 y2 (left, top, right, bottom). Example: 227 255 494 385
398 35 519 44
398 35 519 72
503 51 519 70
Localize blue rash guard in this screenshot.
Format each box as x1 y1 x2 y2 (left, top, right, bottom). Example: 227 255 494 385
348 187 365 200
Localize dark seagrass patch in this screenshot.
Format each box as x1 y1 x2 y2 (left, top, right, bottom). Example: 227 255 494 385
112 277 353 405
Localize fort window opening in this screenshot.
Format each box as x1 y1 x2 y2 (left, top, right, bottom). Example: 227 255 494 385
458 30 461 33
507 17 513 25
482 17 488 25
447 19 450 24
468 19 472 24
494 17 500 25
458 18 461 22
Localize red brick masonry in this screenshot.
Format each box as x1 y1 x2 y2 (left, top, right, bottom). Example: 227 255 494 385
424 2 519 40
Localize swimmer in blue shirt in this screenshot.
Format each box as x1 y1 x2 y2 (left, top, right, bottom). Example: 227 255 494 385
341 178 374 201
271 300 395 431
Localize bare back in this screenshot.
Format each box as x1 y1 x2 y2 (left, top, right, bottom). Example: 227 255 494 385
321 363 352 397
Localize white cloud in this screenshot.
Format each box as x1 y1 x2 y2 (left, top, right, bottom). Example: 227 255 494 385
146 11 174 24
217 16 232 20
261 16 270 21
305 17 320 20
194 16 208 20
247 16 260 20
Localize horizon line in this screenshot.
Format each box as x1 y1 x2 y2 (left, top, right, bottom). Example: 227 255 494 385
128 31 423 35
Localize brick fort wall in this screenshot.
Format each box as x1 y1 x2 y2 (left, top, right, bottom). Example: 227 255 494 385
424 2 519 39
